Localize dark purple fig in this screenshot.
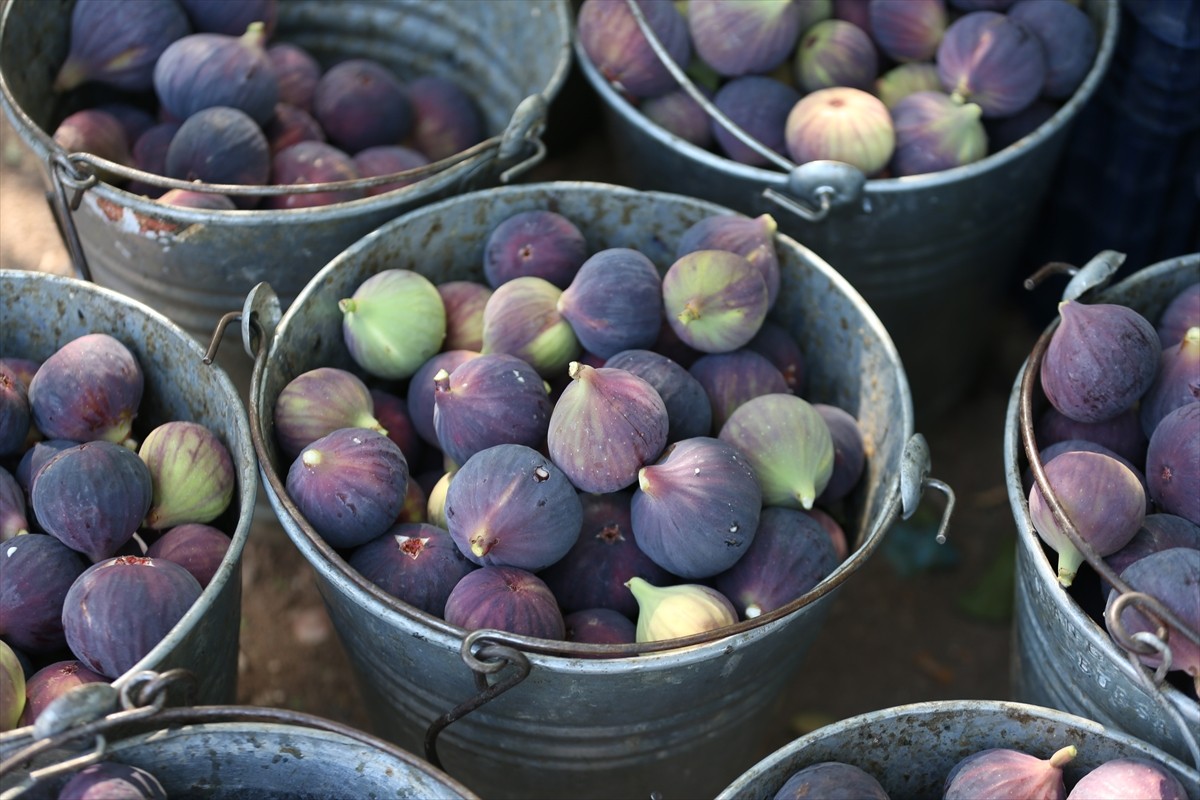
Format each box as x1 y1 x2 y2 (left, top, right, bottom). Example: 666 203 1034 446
15 439 79 497
1103 513 1200 598
794 19 878 93
18 660 108 728
663 250 769 354
1066 757 1191 800
626 577 738 642
677 213 781 311
869 0 946 63
130 122 182 190
833 0 872 33
548 363 669 494
369 388 422 468
32 441 153 562
709 75 803 168
1024 439 1148 506
286 427 409 550
51 110 134 183
948 0 1016 8
0 534 88 654
0 467 28 541
263 103 326 156
565 608 636 645
631 436 762 579
719 393 834 511
745 321 805 394
641 88 714 149
604 349 713 443
1008 0 1098 100
352 145 430 196
0 358 38 390
347 522 475 617
1028 450 1146 587
1035 405 1147 466
264 141 364 210
538 490 676 618
98 103 158 150
576 0 692 99
267 42 321 113
785 86 896 177
774 762 890 800
339 269 447 381
179 0 278 37
437 280 492 353
936 10 1047 118
164 106 270 208
984 98 1058 151
557 247 663 358
156 189 237 210
406 75 485 162
407 350 481 450
274 367 387 461
1040 301 1160 424
687 0 803 77
874 61 943 109
889 90 988 176
814 403 866 503
805 506 850 561
138 421 235 530
1139 327 1200 437
944 745 1077 800
653 317 704 369
312 58 413 154
444 565 565 639
0 364 30 459
444 443 582 571
689 349 790 434
480 276 581 378
144 522 231 589
56 761 167 800
433 353 552 466
1158 283 1200 348
1145 402 1200 524
154 23 278 125
483 210 589 290
53 0 192 93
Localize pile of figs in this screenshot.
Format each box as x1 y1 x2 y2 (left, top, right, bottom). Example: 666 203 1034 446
274 207 867 649
46 0 485 209
0 333 238 731
578 0 1102 178
1024 277 1200 699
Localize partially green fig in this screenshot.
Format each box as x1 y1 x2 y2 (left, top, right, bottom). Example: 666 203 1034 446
662 249 769 354
340 269 447 381
274 366 387 460
138 421 235 530
625 576 738 642
0 640 24 732
481 276 580 378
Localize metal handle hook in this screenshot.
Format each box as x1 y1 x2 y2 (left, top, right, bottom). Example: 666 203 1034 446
899 433 956 544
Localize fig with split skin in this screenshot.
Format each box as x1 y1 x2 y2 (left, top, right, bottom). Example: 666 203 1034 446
662 250 770 354
603 349 713 443
313 58 413 155
1066 757 1191 800
785 86 896 177
443 565 566 640
55 761 167 800
483 209 589 290
687 0 804 78
943 744 1077 800
28 333 143 446
145 522 232 589
154 22 279 126
347 522 475 617
557 247 664 359
773 762 891 800
138 421 235 530
0 534 88 655
340 269 447 381
576 0 692 100
274 367 388 461
18 660 108 728
53 0 192 94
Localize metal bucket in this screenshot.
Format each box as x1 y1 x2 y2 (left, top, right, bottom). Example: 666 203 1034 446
715 700 1200 799
1004 253 1200 765
242 181 954 800
0 0 573 394
0 269 256 706
574 0 1119 421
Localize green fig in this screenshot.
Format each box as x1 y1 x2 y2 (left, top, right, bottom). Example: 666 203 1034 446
137 421 235 530
340 269 447 381
662 249 769 354
0 640 25 732
481 276 580 378
625 577 738 643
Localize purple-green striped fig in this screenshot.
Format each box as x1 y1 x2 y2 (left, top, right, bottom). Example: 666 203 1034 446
154 23 278 126
57 762 167 800
689 349 790 434
775 762 890 800
719 393 834 510
407 75 485 162
274 367 387 460
663 250 769 354
785 86 896 176
407 350 481 449
443 565 565 639
481 276 581 378
369 388 422 468
565 607 637 645
28 334 142 446
1139 327 1200 438
868 0 946 63
0 467 28 541
676 213 781 310
347 522 475 617
577 0 692 99
710 75 802 168
1008 0 1097 100
874 61 943 109
437 280 492 353
0 534 87 654
138 421 235 530
1146 402 1200 524
944 745 1077 800
483 210 589 290
264 141 365 210
641 88 714 148
313 58 413 154
889 90 987 177
351 145 429 197
179 0 277 36
745 321 805 394
0 641 25 732
18 660 107 728
1066 757 1191 800
936 10 1046 118
688 0 804 77
604 349 713 442
794 19 878 93
1157 283 1200 348
145 522 231 589
53 0 191 93
814 403 866 503
1035 405 1147 467
164 106 270 209
626 577 738 642
0 365 30 459
267 42 321 113
340 269 447 381
557 247 663 358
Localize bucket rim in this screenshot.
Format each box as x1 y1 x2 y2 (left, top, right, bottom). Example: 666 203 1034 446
249 179 916 663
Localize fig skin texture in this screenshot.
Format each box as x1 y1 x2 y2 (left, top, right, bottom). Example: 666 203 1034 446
943 744 1077 800
868 0 947 63
443 565 566 640
154 23 278 126
137 421 235 530
340 269 447 381
406 75 486 162
18 660 107 728
55 761 167 800
0 533 88 655
15 438 79 498
875 61 944 110
710 76 802 168
406 350 481 450
267 42 321 113
480 276 581 379
1102 513 1200 595
814 403 866 503
604 349 713 443
27 333 143 446
1157 282 1200 348
265 141 365 210
577 0 692 99
687 0 803 78
179 0 278 37
662 249 770 354
313 58 413 155
483 210 589 290
888 90 987 177
936 10 1047 118
746 321 805 394
1007 0 1098 100
53 0 192 94
626 577 738 642
676 213 781 312
0 366 30 459
144 522 232 589
557 247 664 359
437 281 492 353
564 607 636 646
274 366 387 461
1138 327 1200 438
688 349 790 435
352 145 430 197
1065 757 1190 800
164 106 271 208
1036 405 1147 467
51 110 135 176
264 103 326 156
641 88 714 149
347 522 475 617
1145 402 1200 524
773 761 890 800
785 86 896 177
794 18 879 93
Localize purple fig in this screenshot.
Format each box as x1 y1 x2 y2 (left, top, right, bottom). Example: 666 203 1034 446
868 0 946 63
347 522 475 617
1028 450 1146 587
676 213 781 311
785 86 896 176
144 522 231 589
774 762 890 800
0 364 30 459
631 436 762 579
53 0 192 93
936 10 1046 118
264 140 364 210
1139 327 1200 437
156 189 237 210
814 403 866 503
626 577 737 642
548 363 669 494
406 75 485 162
164 106 270 208
874 61 943 109
804 506 850 561
352 145 430 196
833 0 872 33
437 280 492 353
745 321 805 394
480 276 581 378
641 87 714 148
662 250 769 354
576 0 692 99
689 349 790 435
312 58 413 154
949 0 1016 8
286 428 409 550
794 19 878 93
178 0 278 37
1145 402 1200 524
339 269 446 380
154 23 278 125
1158 283 1200 348
267 42 322 113
137 421 235 530
1104 514 1200 586
15 438 79 497
18 660 107 728
0 358 39 391
129 121 180 192
444 443 582 571
653 317 705 369
369 388 422 468
984 98 1058 151
483 210 589 290
1040 301 1160 424
1025 439 1148 506
443 565 566 640
56 761 167 800
396 476 429 525
1008 0 1098 100
565 608 636 646
604 349 713 442
1066 757 1191 800
263 103 326 156
709 75 803 168
51 110 134 175
32 441 154 562
944 745 1077 800
557 247 664 358
0 533 88 654
274 367 387 461
407 350 482 450
1035 405 1147 466
432 353 552 466
687 0 803 77
889 90 988 177
0 467 28 541
719 393 834 510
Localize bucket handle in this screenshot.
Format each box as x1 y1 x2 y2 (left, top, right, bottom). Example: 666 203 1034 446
899 433 955 544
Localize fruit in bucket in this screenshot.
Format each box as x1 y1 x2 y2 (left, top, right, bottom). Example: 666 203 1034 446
604 349 713 442
264 141 365 210
0 534 87 655
138 421 235 530
0 467 28 541
443 565 566 640
264 103 327 157
774 762 890 800
935 10 1046 118
144 523 232 589
686 0 804 78
407 350 480 450
267 42 320 113
27 333 143 446
312 58 413 154
436 281 492 352
154 22 279 126
794 19 878 93
875 61 944 110
0 367 30 459
689 349 790 434
53 0 191 94
662 249 770 354
352 145 430 197
709 76 802 168
406 75 486 163
1007 0 1098 100
18 660 107 728
888 91 987 177
868 0 947 63
565 608 636 645
1138 327 1200 438
480 276 580 378
784 87 896 177
274 367 388 461
1066 757 1192 800
1145 402 1200 525
55 761 167 800
814 402 867 504
1157 282 1200 347
179 0 278 37
676 213 781 311
483 209 589 290
576 0 692 99
746 321 805 394
943 744 1078 799
557 247 664 358
347 522 475 617
340 269 447 381
625 577 738 642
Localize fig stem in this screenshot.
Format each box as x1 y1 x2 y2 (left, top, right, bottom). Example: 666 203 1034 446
433 369 452 394
1048 745 1078 769
1056 544 1084 588
338 298 357 315
301 448 322 468
677 303 701 325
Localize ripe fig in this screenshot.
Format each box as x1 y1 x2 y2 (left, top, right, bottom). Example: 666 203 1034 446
0 533 88 654
641 87 714 148
676 213 781 311
625 577 738 642
369 388 422 468
1145 402 1200 524
0 365 30 459
483 210 589 290
604 349 713 442
340 269 447 381
687 0 803 77
557 247 663 358
144 522 231 589
407 75 485 162
889 90 987 177
347 522 475 617
97 103 157 146
548 362 669 494
1157 282 1200 348
14 438 79 498
154 23 279 126
274 366 387 460
264 141 365 209
32 441 154 562
425 469 454 530
814 403 866 503
1103 514 1200 593
0 641 23 732
1066 757 1191 800
565 607 636 645
1036 405 1147 466
313 58 413 154
51 110 134 178
936 10 1046 118
156 189 237 210
794 19 878 93
352 145 430 196
1025 439 1148 506
179 0 278 37
406 350 481 449
62 555 203 678
0 357 38 390
18 660 107 728
576 0 692 99
833 0 872 33
432 353 552 466
437 280 492 353
719 393 834 511
785 86 896 176
874 61 943 109
56 761 167 800
444 443 582 571
53 0 191 93
1008 0 1098 100
286 428 409 550
689 349 790 434
631 437 761 579
709 75 802 168
663 250 769 354
1139 327 1200 438
746 321 805 394
130 122 182 193
137 421 235 530
0 467 28 541
443 565 566 640
805 506 850 561
481 276 581 379
263 103 326 156
1040 301 1160 424
1027 450 1146 587
164 106 270 208
774 762 890 800
944 744 1077 800
267 42 321 113
869 0 946 63
396 476 429 525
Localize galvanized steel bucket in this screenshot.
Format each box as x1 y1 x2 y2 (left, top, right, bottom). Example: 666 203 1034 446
716 700 1200 799
0 270 256 705
241 181 954 800
0 0 573 393
1004 252 1200 766
575 0 1119 420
